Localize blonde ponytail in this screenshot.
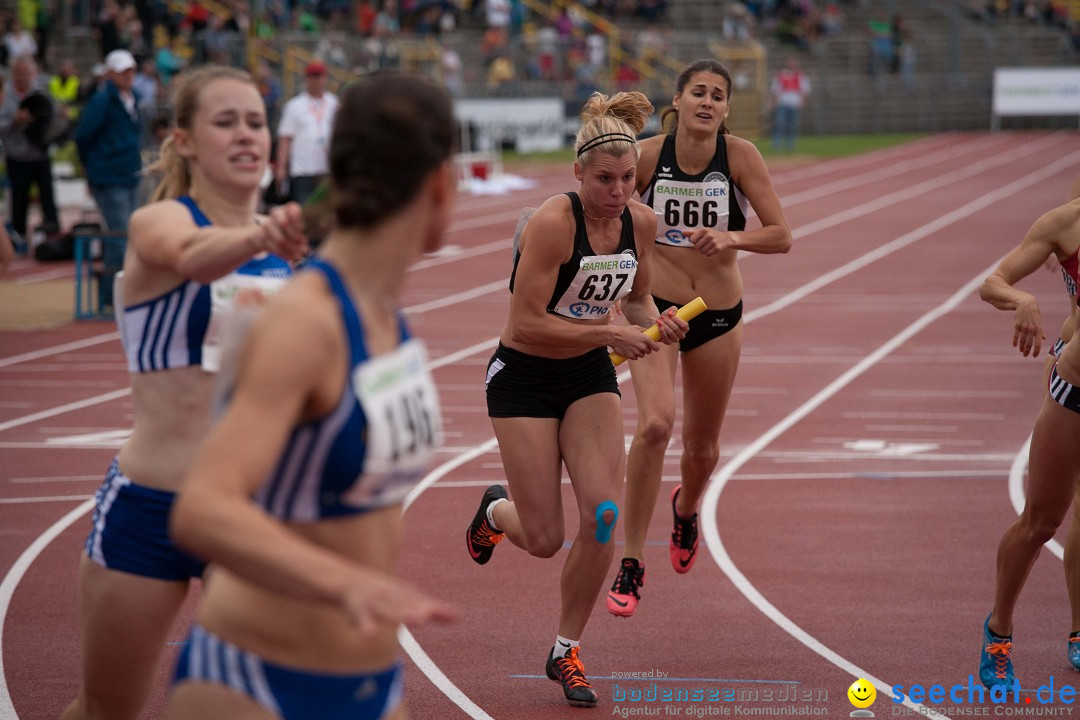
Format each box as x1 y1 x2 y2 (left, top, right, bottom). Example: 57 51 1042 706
147 134 191 202
574 91 654 166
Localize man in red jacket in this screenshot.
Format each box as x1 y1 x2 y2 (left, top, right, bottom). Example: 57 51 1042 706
770 57 811 153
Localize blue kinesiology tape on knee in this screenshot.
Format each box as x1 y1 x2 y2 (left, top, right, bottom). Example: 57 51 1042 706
595 501 619 544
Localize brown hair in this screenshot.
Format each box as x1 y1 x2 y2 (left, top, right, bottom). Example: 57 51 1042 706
147 65 257 202
660 58 733 136
324 72 456 229
574 91 653 166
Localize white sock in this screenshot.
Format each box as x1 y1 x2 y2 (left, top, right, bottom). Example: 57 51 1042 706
486 497 508 532
552 635 580 660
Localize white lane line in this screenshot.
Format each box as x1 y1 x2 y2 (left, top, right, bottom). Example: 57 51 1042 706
405 281 507 316
701 261 1002 719
10 476 101 484
0 496 92 505
0 389 131 434
412 239 511 271
767 134 968 186
745 149 1080 324
778 135 1008 209
0 499 93 720
13 268 74 284
398 440 501 720
0 333 120 369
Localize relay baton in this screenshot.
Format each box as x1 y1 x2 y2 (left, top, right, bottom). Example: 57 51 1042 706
609 296 707 366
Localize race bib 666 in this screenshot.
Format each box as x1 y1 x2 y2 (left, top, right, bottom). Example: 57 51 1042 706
654 174 729 247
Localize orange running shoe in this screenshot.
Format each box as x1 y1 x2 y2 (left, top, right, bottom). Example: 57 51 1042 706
670 485 699 574
466 485 506 565
545 646 598 707
606 558 645 617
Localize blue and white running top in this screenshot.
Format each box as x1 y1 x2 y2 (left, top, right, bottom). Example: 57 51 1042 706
254 258 443 521
120 196 291 373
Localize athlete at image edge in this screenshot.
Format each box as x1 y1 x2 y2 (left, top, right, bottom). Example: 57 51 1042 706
165 72 459 720
607 57 792 617
469 90 688 708
976 179 1080 688
60 64 307 720
1061 173 1080 672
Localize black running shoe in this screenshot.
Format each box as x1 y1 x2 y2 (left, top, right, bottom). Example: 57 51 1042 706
466 485 506 565
607 558 645 617
545 646 598 707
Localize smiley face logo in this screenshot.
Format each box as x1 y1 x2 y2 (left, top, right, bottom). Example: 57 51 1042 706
847 678 876 709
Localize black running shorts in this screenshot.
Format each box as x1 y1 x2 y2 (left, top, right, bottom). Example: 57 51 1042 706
654 296 743 353
485 344 619 419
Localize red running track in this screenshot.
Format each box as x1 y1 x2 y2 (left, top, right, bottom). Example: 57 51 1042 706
2 131 1080 720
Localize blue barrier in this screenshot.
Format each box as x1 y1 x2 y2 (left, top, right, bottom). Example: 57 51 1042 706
74 231 126 320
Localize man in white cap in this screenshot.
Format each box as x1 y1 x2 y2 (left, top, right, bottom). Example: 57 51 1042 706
74 49 143 234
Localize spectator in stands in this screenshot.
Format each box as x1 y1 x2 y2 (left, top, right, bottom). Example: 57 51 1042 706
119 9 148 62
441 41 465 96
770 56 811 153
487 0 512 33
225 0 251 33
555 6 574 38
868 13 894 76
374 0 400 34
48 59 81 122
75 49 143 234
723 2 757 41
255 60 282 129
487 51 515 92
133 58 160 119
775 5 809 49
201 13 234 65
96 0 123 57
0 55 61 246
356 0 377 35
3 16 37 66
894 16 916 86
636 23 665 65
184 0 211 34
536 21 559 81
275 60 339 205
81 63 108 105
639 0 666 23
155 31 185 87
33 0 52 65
821 1 845 35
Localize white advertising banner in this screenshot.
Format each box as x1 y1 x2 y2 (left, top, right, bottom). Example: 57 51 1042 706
455 98 566 153
992 68 1080 117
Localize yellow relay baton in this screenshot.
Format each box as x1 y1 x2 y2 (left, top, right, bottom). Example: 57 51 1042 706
609 296 708 366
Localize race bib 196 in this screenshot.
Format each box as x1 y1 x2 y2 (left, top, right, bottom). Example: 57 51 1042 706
346 339 443 507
